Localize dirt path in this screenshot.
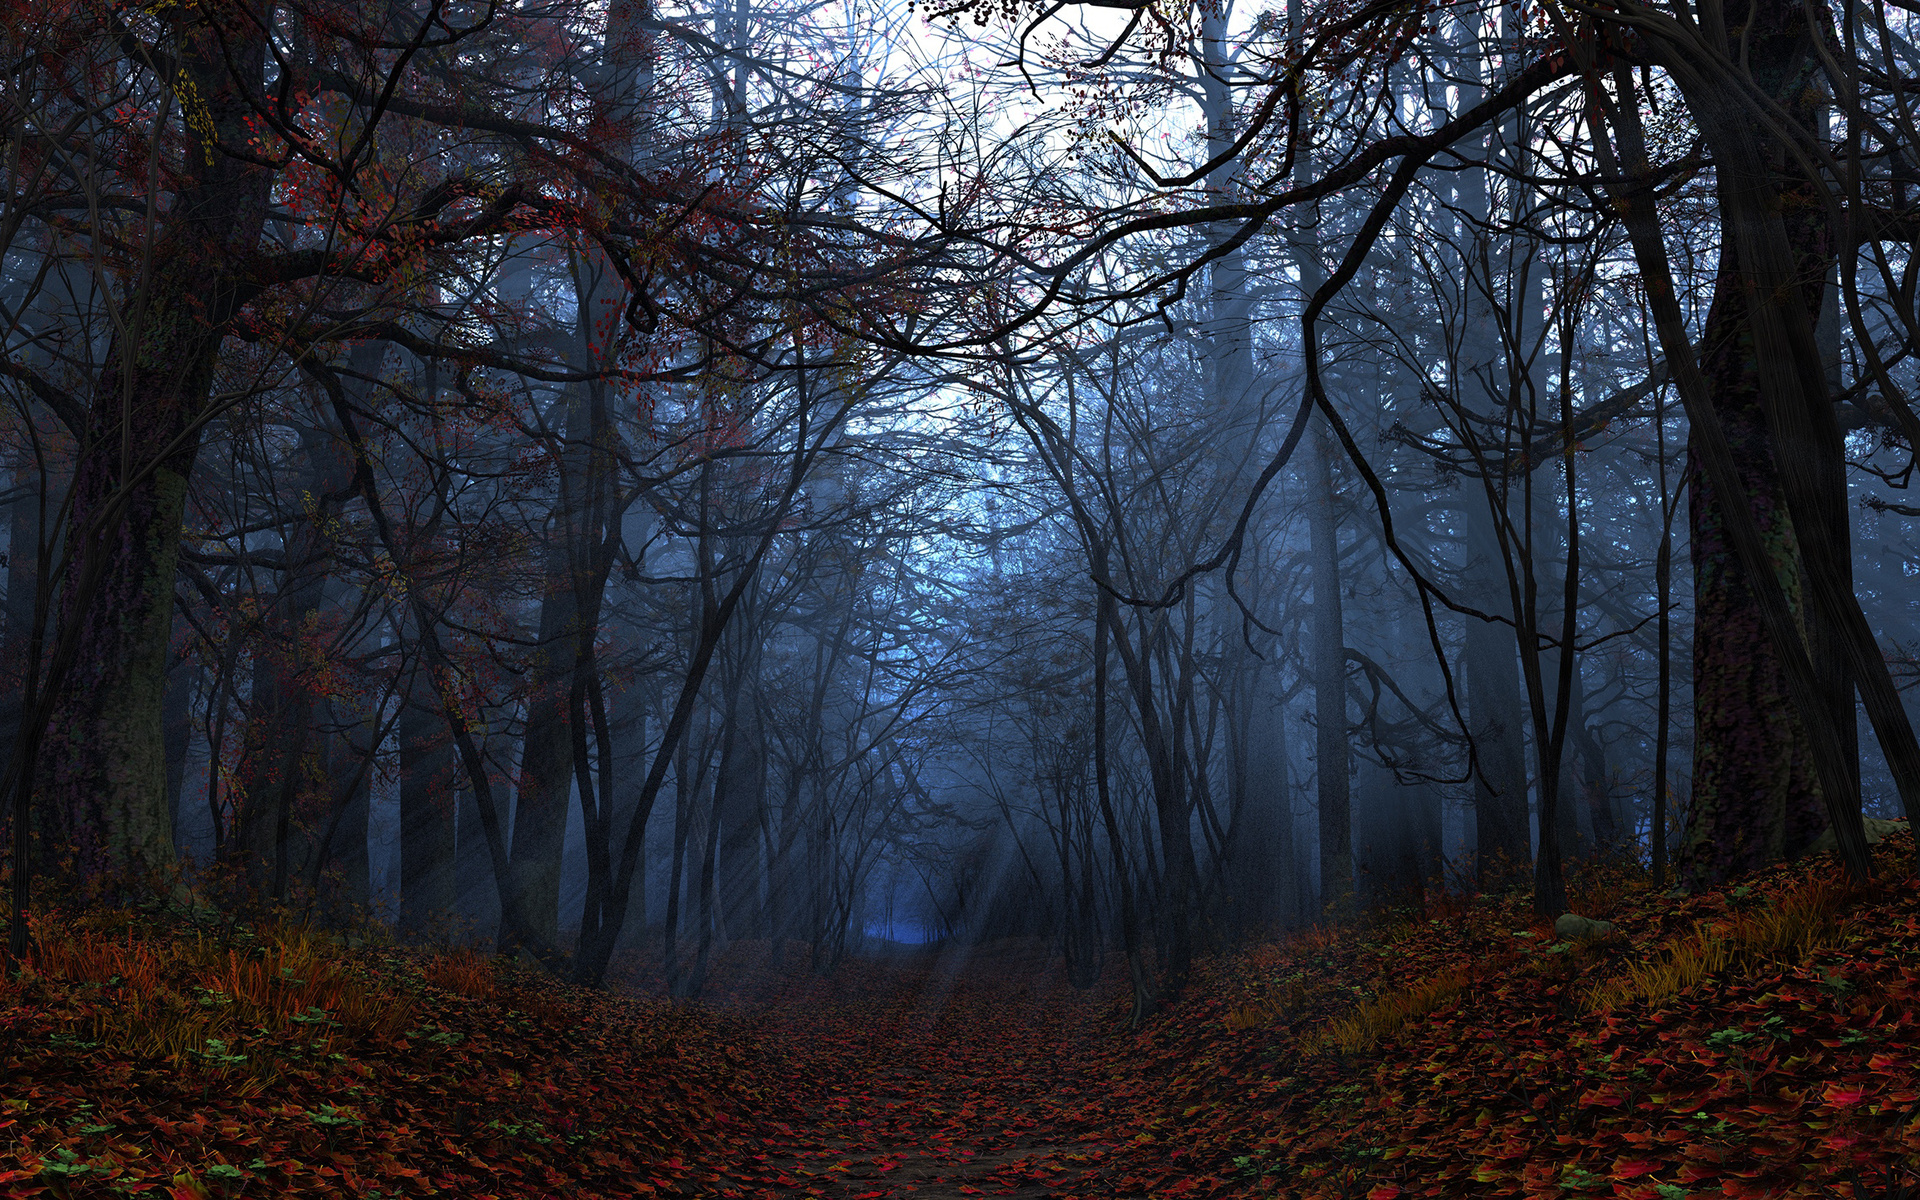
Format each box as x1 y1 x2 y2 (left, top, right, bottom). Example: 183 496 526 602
678 943 1136 1199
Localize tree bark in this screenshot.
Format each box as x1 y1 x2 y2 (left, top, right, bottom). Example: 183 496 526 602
1667 16 1857 886
1309 417 1351 916
1462 517 1531 890
399 662 458 942
38 9 274 898
1582 47 1887 890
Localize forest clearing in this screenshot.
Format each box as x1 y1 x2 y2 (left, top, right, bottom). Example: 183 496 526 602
5 837 1920 1200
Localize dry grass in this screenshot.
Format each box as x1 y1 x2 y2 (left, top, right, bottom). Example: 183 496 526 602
15 911 418 1095
1582 873 1857 1013
421 946 500 1001
1223 974 1315 1032
1287 924 1344 954
1307 965 1474 1055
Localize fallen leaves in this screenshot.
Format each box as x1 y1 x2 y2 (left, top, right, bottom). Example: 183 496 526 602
7 837 1920 1198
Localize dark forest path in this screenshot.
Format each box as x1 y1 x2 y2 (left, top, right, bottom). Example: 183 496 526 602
676 941 1135 1199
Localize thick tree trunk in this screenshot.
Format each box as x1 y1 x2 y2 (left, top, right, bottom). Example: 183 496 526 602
35 10 272 900
603 679 648 961
1355 616 1444 905
1679 368 1830 882
716 705 765 942
162 628 197 858
453 777 501 945
1 470 40 867
511 221 627 962
230 645 316 904
1142 630 1197 990
1 469 38 801
662 708 708 996
313 687 373 928
1229 620 1292 931
1588 43 1898 890
41 349 209 896
1676 19 1840 885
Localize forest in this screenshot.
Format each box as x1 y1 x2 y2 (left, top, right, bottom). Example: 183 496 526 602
3 0 1920 1194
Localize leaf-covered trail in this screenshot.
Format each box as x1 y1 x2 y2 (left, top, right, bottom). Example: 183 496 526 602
675 942 1130 1199
652 850 1920 1200
12 849 1920 1199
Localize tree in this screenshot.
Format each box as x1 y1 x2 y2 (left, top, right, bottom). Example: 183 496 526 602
933 0 1920 914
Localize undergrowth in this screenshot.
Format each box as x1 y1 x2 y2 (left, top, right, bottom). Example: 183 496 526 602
3 828 1919 1199
1142 827 1920 1199
0 895 759 1198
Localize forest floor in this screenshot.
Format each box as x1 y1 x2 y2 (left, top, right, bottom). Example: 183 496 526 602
4 833 1920 1200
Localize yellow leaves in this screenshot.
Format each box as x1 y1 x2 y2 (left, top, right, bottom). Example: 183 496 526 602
170 1171 213 1199
171 74 217 168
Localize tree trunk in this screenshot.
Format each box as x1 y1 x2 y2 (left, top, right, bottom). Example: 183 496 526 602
399 663 458 943
1675 20 1841 886
313 687 373 929
162 626 198 861
1 469 41 869
717 702 765 942
503 570 579 957
226 422 354 910
1587 48 1892 891
1448 1 1537 895
1 466 39 805
1309 418 1351 916
36 10 272 900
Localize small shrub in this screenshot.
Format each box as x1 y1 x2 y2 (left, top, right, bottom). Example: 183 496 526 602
1583 920 1737 1013
1565 856 1649 919
1728 874 1855 966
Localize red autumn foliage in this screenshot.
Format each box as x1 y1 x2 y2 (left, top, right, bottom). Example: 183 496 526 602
4 832 1919 1198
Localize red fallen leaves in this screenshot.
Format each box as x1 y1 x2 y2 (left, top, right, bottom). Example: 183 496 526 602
8 845 1920 1198
1822 1082 1870 1107
1053 844 1920 1200
0 938 756 1199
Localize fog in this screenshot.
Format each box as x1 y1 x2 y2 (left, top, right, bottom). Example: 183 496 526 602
2 0 1917 1018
